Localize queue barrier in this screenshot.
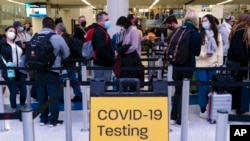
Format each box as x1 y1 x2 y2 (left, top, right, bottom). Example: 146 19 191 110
0 62 250 141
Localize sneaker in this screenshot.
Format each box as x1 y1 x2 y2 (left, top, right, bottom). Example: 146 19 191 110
48 120 63 128
39 121 48 126
71 96 82 102
199 111 208 119
170 120 177 125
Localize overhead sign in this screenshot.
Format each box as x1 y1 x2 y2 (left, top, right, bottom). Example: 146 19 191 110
90 96 168 141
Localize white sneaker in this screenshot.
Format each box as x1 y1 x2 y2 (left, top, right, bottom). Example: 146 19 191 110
170 120 177 125
199 111 208 119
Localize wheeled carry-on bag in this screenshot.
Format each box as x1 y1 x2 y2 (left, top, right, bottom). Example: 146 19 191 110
207 92 232 124
239 67 250 114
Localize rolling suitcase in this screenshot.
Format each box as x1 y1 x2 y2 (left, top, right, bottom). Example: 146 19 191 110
239 69 250 114
207 92 232 124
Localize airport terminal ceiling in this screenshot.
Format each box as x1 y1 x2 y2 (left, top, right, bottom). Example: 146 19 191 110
2 0 250 8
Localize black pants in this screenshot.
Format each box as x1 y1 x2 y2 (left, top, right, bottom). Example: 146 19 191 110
171 69 193 124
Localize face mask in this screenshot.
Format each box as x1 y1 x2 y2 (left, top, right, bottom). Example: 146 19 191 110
7 31 16 40
202 22 210 30
168 25 174 31
26 27 31 32
104 20 111 29
81 21 86 27
19 26 24 32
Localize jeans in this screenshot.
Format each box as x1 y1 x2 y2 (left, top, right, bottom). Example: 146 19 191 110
36 71 61 123
195 69 216 111
6 72 27 109
59 69 82 99
93 64 112 82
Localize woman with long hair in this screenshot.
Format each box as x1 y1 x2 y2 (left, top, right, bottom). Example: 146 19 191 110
195 14 223 119
227 11 250 114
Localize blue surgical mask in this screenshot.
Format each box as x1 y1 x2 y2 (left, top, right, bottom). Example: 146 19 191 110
19 26 24 32
202 22 210 30
104 20 111 29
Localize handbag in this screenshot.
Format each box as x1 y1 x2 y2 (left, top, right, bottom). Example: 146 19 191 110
113 55 121 77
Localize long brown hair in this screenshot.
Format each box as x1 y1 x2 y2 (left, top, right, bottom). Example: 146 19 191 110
229 12 250 47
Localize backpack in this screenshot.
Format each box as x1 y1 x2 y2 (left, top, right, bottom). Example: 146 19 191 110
82 27 109 60
25 32 56 69
166 27 194 65
68 36 83 59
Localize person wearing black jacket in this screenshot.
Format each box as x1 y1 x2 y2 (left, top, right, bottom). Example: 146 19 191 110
73 15 87 42
0 26 27 112
88 11 115 81
169 10 202 125
227 11 250 114
55 23 83 102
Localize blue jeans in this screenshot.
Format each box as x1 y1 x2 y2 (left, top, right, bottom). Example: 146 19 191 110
6 72 27 109
195 69 216 110
36 71 61 123
59 69 82 99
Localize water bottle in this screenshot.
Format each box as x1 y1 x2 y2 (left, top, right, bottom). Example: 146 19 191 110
6 62 15 79
113 76 118 91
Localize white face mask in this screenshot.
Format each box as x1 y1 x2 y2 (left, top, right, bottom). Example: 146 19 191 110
6 31 16 40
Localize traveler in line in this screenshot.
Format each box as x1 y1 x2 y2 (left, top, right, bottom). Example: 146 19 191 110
227 11 250 114
56 23 83 102
195 14 223 119
89 12 115 81
13 21 28 49
170 9 202 125
32 17 70 127
0 26 27 112
74 15 88 42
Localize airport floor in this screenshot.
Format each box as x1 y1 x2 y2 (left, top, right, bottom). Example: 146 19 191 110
0 87 231 141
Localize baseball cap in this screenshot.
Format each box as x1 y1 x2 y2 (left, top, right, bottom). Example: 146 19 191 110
13 21 22 27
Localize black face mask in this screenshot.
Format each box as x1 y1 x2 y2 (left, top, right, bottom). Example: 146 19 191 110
81 21 86 27
168 25 174 31
26 27 31 32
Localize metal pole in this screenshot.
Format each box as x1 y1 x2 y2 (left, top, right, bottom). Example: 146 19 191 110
22 109 35 141
81 65 89 131
26 75 32 110
157 57 163 80
167 65 173 132
64 79 72 141
181 78 190 141
215 109 228 141
148 48 152 81
0 71 7 132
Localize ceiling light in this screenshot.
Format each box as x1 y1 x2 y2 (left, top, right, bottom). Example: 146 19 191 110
7 0 25 5
216 0 233 5
82 0 96 9
149 0 159 9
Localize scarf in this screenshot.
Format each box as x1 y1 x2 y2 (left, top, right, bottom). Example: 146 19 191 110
205 30 217 56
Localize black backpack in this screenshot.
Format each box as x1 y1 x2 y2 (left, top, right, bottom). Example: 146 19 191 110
166 27 194 65
25 32 56 69
68 36 83 59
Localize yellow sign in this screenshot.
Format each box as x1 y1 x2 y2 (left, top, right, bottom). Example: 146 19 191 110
90 96 168 141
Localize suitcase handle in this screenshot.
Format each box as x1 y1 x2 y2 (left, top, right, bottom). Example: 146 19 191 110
119 78 140 94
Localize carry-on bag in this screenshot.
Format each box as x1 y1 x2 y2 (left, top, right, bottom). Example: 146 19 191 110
239 68 250 114
207 92 232 124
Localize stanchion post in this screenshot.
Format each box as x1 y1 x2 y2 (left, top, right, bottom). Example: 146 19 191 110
81 65 89 131
26 75 32 110
167 65 173 132
22 109 35 141
0 71 7 132
157 57 163 80
181 78 190 141
64 79 72 141
215 109 228 141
